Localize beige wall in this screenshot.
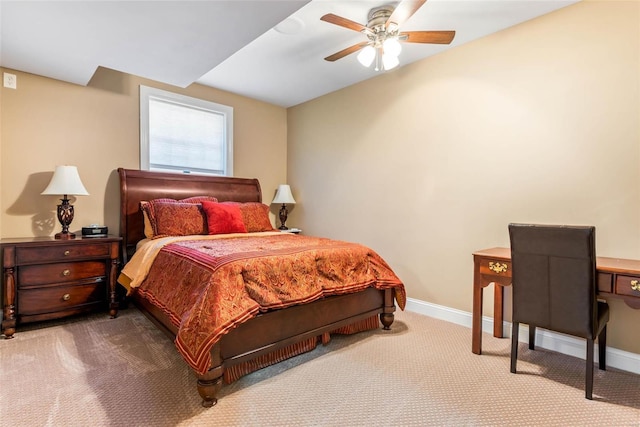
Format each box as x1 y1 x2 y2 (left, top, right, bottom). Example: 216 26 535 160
0 67 288 238
288 1 640 353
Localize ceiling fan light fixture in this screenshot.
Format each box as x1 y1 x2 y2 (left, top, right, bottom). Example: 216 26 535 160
382 53 399 71
383 37 402 57
322 1 455 72
357 45 376 67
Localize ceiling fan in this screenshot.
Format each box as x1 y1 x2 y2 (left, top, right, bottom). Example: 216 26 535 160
321 0 455 71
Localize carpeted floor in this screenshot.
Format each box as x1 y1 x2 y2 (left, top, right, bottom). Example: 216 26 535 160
1 307 638 427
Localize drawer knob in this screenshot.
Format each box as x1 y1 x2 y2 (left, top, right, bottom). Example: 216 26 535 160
62 269 70 276
631 280 640 292
64 250 70 256
489 262 508 274
62 294 71 301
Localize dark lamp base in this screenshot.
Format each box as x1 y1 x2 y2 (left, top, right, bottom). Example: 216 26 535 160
278 204 290 231
55 197 76 240
55 231 76 240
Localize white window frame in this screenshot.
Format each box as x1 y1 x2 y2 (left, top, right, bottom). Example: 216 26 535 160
139 85 233 176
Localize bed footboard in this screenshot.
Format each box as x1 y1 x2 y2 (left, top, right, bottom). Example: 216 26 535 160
194 287 396 408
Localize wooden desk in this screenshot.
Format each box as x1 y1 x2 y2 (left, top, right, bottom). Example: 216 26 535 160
472 247 640 354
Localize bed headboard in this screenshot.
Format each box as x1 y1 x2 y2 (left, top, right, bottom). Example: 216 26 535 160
118 168 262 262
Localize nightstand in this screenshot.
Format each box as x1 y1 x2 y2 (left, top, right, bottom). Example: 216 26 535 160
1 236 121 339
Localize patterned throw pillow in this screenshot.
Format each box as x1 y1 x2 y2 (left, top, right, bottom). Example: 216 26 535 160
140 196 218 238
201 201 247 235
152 202 208 237
180 196 220 204
140 201 155 238
221 202 275 232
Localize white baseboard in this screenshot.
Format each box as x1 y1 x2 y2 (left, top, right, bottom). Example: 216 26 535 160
405 297 640 375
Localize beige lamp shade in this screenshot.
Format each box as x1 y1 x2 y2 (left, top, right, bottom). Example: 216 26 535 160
41 166 89 240
41 166 89 196
271 184 296 205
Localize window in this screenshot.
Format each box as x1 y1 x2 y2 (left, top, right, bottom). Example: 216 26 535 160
140 85 233 176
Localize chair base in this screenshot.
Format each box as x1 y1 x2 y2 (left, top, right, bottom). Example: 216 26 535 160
510 322 607 400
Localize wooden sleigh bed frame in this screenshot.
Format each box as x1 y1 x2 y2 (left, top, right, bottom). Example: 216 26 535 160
118 168 397 407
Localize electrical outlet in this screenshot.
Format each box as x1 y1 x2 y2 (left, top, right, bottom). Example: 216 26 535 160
3 73 17 89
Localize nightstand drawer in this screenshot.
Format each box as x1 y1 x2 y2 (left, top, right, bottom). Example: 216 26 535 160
16 243 111 264
18 282 107 315
478 258 512 278
18 261 106 287
615 275 640 298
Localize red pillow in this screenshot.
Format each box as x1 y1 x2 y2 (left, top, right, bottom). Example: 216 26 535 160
201 201 247 235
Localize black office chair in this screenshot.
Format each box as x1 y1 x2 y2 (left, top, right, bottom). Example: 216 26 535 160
508 223 609 400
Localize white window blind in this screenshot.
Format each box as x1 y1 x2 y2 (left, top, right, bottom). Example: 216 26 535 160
140 85 233 176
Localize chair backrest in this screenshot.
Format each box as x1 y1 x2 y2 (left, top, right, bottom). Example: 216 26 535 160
508 223 597 339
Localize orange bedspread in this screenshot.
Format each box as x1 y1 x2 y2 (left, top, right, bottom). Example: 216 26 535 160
133 233 406 374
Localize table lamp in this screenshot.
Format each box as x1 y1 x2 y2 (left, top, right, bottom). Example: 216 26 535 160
271 184 296 230
41 165 89 239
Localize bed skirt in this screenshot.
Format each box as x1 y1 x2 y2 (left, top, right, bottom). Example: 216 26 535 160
223 315 380 384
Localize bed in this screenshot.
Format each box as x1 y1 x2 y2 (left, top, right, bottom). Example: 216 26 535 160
117 168 405 407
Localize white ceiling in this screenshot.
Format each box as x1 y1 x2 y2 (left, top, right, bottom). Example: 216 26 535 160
0 0 578 108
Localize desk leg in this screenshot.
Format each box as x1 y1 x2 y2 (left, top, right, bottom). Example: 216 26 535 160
494 284 504 338
472 260 483 354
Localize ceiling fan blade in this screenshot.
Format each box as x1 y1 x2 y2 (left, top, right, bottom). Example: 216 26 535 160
324 42 370 62
321 13 368 33
401 30 456 44
386 0 427 30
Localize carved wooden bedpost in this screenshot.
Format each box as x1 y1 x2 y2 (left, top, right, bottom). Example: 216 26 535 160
380 288 396 330
197 344 224 407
